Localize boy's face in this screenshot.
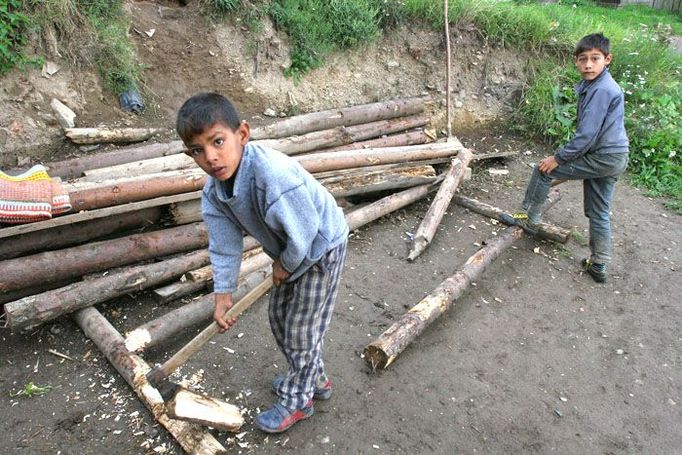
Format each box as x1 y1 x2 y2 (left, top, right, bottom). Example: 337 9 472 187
184 121 250 181
574 48 612 81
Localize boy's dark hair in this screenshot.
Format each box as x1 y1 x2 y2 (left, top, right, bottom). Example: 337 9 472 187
575 33 610 57
176 92 241 143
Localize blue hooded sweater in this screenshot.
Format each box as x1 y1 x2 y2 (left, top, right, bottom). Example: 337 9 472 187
201 142 349 294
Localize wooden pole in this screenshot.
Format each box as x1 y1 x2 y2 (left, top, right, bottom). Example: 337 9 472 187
0 222 208 293
321 165 437 198
2 251 210 330
320 130 429 153
445 0 453 139
407 149 473 260
80 153 195 182
363 189 563 369
453 194 571 243
125 268 271 352
65 127 168 145
250 96 429 140
72 306 227 454
296 141 463 174
0 207 162 259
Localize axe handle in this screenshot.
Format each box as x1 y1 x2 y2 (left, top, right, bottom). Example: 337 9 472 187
157 275 273 379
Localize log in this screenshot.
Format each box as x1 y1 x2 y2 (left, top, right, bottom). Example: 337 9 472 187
0 191 201 240
81 153 195 181
72 307 227 454
453 194 571 243
166 388 243 432
2 251 210 330
187 265 212 282
153 280 209 304
0 207 162 259
69 173 206 212
321 165 438 198
296 141 463 174
44 141 186 179
407 149 473 261
250 96 428 140
253 114 429 156
0 222 208 293
320 130 429 153
167 198 202 226
126 268 271 352
65 127 168 145
363 189 563 369
346 180 442 231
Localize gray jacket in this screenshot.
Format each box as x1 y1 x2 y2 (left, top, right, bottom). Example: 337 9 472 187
555 68 629 164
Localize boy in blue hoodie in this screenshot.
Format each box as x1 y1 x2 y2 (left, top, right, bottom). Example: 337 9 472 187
517 33 628 283
176 92 348 433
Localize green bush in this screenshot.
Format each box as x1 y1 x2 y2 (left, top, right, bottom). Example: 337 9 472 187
0 0 30 75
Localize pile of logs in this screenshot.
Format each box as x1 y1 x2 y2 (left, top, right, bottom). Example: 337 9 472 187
0 96 568 454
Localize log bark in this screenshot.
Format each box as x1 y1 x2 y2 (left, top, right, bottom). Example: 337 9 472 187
363 190 563 369
253 114 428 156
72 307 227 454
126 268 270 352
43 141 186 179
0 191 201 240
68 173 206 212
320 130 428 153
0 222 208 293
65 127 168 144
250 96 428 140
2 251 210 330
0 207 162 259
321 165 437 198
407 149 473 261
81 153 195 181
453 194 571 243
296 141 463 174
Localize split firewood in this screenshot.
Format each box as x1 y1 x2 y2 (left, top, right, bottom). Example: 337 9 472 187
166 388 243 432
72 306 228 454
453 194 571 243
0 222 208 293
363 189 563 369
407 149 473 261
2 250 210 330
250 96 428 140
65 127 168 145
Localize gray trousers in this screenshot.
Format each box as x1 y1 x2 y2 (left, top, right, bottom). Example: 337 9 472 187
523 152 628 264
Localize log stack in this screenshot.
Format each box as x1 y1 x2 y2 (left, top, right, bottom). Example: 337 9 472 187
0 96 542 454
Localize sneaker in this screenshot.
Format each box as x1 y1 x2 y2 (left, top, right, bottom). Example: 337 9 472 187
499 212 539 235
255 401 314 433
581 259 607 283
271 375 333 400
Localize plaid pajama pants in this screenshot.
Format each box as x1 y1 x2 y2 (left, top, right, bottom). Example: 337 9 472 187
269 239 347 411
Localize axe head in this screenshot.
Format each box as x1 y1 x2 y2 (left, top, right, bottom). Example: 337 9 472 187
146 364 180 402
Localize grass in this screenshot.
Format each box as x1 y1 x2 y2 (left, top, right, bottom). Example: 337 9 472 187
10 381 54 398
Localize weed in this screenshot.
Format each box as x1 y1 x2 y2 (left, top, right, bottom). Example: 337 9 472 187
0 0 30 75
11 381 54 398
571 230 588 247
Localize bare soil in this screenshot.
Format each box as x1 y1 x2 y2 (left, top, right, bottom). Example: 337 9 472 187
1 2 680 454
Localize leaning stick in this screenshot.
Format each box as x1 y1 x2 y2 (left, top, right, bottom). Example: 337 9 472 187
363 189 562 369
407 149 473 261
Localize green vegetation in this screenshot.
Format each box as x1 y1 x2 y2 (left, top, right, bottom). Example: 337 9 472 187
0 0 31 75
11 381 54 398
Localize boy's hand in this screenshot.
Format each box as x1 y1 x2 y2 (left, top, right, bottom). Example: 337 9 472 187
214 293 238 333
272 259 291 287
538 156 559 174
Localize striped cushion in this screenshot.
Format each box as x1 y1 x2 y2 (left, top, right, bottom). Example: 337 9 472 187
0 165 72 224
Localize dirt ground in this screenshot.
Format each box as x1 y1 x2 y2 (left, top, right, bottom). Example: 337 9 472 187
1 1 681 454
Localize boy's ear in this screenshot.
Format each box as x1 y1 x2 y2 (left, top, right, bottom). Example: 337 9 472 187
238 121 250 145
604 54 612 65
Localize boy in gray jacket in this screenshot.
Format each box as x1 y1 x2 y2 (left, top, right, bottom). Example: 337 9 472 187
177 93 348 433
517 33 628 282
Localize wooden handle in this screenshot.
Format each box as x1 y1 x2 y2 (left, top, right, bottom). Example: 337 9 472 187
158 275 273 377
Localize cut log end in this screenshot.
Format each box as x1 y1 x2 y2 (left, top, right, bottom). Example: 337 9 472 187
363 344 391 371
166 387 244 432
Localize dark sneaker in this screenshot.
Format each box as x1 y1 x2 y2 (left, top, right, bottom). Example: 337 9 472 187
255 401 314 433
271 375 333 400
581 259 607 283
499 212 539 235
